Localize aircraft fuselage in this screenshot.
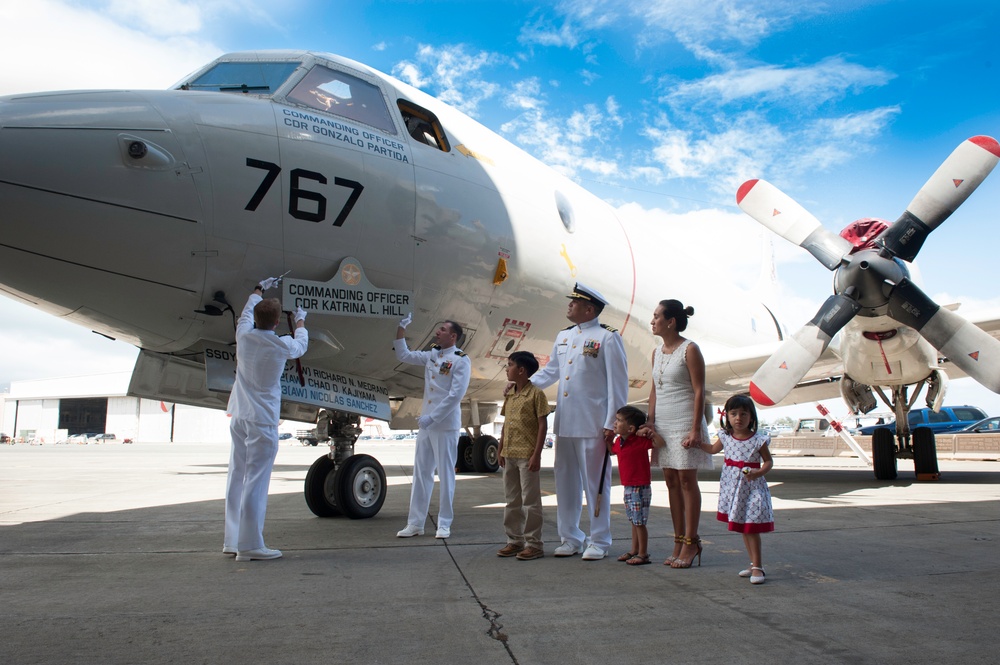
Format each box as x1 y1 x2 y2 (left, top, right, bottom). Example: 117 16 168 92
0 50 785 418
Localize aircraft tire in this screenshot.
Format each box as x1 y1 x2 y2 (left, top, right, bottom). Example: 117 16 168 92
336 454 387 519
871 428 897 480
456 435 474 473
472 435 500 473
304 455 342 517
912 427 939 476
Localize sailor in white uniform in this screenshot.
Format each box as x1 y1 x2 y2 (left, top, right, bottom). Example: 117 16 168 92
394 315 472 539
224 278 308 561
531 283 629 560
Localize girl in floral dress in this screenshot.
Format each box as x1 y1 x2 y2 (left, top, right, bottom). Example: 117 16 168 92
697 393 773 584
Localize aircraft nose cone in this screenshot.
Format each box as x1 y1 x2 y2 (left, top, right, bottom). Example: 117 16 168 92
0 90 207 350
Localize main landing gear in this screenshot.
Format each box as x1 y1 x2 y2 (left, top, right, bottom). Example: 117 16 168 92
849 381 941 482
303 410 387 519
456 432 500 473
869 425 940 481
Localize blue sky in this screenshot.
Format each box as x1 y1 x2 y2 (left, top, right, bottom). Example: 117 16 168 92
1 0 999 418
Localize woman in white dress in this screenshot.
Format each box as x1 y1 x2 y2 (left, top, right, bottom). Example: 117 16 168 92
638 300 712 568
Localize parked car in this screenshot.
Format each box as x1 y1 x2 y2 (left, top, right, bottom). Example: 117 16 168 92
278 432 294 440
859 406 988 435
91 433 118 443
956 416 1000 434
790 417 832 434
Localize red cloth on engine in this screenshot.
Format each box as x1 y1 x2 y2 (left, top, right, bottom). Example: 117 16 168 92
840 218 889 253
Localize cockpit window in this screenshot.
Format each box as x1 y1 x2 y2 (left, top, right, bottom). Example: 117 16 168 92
179 61 300 94
286 65 396 134
398 100 451 152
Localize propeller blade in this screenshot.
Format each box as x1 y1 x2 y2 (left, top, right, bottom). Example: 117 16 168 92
750 294 862 406
887 278 1000 392
736 179 854 270
879 135 1000 262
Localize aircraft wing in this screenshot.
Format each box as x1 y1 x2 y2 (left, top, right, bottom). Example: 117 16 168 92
704 341 845 407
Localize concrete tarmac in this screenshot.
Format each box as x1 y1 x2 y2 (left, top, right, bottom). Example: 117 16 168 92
2 441 998 664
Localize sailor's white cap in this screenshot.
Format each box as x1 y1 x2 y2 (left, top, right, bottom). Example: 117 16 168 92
566 282 608 307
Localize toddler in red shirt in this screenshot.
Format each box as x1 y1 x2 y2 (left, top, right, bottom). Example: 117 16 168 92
610 406 665 565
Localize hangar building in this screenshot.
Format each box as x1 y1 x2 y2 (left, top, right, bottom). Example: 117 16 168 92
1 372 234 444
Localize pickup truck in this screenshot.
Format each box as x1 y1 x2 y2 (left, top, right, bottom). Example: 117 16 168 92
296 429 319 446
858 405 988 435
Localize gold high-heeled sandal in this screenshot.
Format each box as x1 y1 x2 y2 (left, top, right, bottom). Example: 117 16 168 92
670 536 702 568
663 534 684 565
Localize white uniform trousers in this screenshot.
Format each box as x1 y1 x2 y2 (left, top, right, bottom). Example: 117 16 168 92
554 435 612 551
224 418 280 551
406 428 459 530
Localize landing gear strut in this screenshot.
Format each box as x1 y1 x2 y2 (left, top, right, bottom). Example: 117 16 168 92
303 410 387 518
868 383 940 481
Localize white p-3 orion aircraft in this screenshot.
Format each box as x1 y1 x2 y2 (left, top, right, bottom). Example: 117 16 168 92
2 50 998 515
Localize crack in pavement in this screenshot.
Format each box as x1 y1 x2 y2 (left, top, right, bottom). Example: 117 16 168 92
440 535 519 664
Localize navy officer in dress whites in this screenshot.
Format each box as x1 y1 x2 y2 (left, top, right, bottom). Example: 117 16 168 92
224 277 308 562
530 283 629 560
394 314 472 539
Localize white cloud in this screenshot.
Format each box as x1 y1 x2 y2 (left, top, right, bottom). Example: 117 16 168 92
0 0 223 94
519 17 582 48
663 58 894 109
372 41 388 52
552 0 619 30
605 97 623 127
501 83 623 179
556 0 814 59
106 0 204 37
642 114 783 192
391 44 514 116
637 103 901 196
392 62 427 89
791 107 901 172
507 3 897 199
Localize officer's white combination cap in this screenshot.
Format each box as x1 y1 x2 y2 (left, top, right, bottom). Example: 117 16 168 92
566 282 608 307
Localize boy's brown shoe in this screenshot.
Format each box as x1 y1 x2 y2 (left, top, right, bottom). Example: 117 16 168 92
516 546 544 560
497 543 524 557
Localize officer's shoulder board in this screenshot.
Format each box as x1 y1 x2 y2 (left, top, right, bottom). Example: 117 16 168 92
562 324 575 331
600 323 619 334
430 344 441 350
454 350 467 357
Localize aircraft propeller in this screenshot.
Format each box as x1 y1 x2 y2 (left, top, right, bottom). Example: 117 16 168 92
736 136 1000 406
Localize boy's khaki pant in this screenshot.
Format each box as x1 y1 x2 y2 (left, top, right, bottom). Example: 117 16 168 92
502 456 543 549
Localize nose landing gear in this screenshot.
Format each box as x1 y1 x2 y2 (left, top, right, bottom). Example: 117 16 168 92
303 410 387 518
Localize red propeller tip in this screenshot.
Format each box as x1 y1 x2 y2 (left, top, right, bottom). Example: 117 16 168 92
749 382 775 406
969 135 1000 157
736 179 759 204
